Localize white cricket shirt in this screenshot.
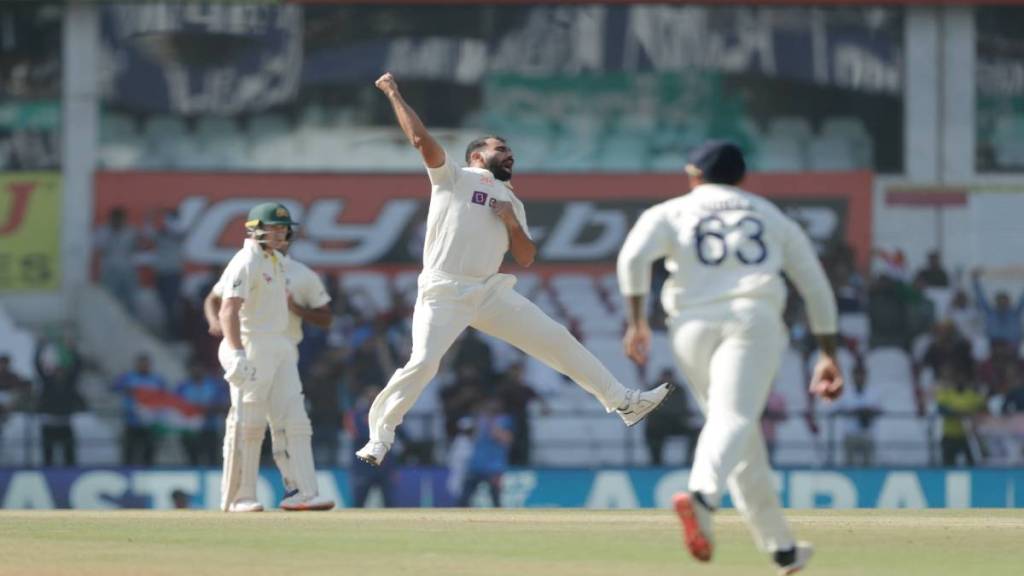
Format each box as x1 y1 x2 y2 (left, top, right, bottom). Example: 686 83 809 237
283 257 331 345
214 254 331 345
617 183 838 334
422 153 531 280
217 239 289 336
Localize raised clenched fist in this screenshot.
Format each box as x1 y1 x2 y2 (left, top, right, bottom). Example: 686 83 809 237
375 72 398 95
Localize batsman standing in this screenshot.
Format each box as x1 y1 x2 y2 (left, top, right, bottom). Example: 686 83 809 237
617 141 843 574
355 73 672 466
213 202 333 512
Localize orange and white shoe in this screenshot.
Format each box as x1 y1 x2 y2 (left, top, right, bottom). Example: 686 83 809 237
673 492 714 562
775 542 814 575
280 492 335 511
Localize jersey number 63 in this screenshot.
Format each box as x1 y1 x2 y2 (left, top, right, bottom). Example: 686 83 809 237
693 215 768 266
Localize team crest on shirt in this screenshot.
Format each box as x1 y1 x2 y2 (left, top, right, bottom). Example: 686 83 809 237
472 191 499 208
262 272 273 284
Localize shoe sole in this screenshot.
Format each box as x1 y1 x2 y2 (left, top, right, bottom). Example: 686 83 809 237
623 382 675 428
673 493 712 562
227 505 264 513
355 453 381 467
281 501 336 512
779 561 807 575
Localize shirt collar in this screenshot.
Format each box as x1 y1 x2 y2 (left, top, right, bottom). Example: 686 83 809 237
243 238 282 262
690 183 741 196
464 166 514 189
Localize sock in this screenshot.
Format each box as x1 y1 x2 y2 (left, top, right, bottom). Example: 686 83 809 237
774 547 796 567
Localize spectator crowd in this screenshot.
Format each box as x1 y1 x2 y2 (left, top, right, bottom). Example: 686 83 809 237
4 208 1024 510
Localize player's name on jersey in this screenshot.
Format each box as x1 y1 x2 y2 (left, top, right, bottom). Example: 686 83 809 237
700 199 754 213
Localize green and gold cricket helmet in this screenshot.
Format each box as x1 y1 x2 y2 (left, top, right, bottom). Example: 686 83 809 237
246 202 297 229
245 202 298 240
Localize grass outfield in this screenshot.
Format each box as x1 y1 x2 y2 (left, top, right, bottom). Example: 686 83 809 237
1 509 1022 575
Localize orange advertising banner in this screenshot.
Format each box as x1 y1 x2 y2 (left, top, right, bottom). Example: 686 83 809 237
94 170 872 273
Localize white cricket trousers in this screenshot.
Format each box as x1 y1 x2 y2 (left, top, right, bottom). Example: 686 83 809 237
219 334 315 508
670 299 794 553
368 269 629 445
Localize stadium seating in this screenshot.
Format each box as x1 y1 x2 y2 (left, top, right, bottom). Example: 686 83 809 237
550 274 621 336
808 135 858 171
753 135 806 171
866 347 917 414
532 415 595 466
992 113 1024 167
838 312 871 348
767 116 814 142
774 418 821 466
248 114 302 167
54 263 955 468
540 104 603 171
98 105 887 173
194 116 247 169
328 272 939 468
338 271 393 315
597 131 650 171
776 348 810 414
821 116 873 167
583 335 641 390
393 271 420 308
142 115 195 168
874 415 932 466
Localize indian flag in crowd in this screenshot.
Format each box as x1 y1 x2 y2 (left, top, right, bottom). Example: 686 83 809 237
132 388 205 432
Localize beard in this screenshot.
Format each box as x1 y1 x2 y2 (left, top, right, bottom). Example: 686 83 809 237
485 155 513 181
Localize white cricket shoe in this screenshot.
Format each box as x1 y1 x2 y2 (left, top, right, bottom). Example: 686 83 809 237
617 382 674 427
227 499 264 513
775 542 814 575
280 492 335 512
673 492 715 562
355 441 390 466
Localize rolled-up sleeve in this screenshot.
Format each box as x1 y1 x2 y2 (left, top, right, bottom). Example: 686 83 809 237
426 150 459 191
781 218 838 335
617 207 671 296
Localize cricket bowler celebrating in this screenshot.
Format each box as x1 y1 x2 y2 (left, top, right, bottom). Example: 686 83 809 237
617 141 843 574
355 72 672 466
214 202 333 512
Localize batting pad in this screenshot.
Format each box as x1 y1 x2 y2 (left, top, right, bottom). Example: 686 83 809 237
285 421 318 497
221 398 268 511
270 427 297 494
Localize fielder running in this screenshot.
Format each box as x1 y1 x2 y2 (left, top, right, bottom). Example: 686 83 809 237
617 141 843 575
355 72 672 466
210 202 334 512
